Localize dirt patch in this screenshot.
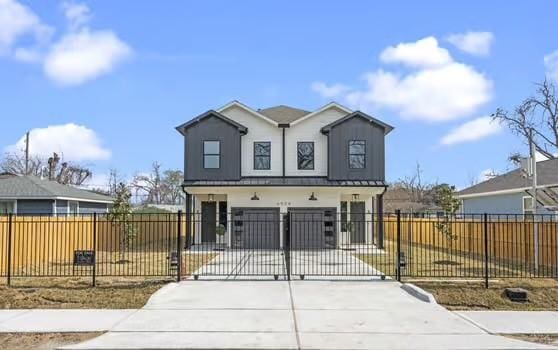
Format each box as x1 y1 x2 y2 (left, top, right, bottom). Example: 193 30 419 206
0 277 168 309
0 332 101 350
504 334 558 345
413 278 558 311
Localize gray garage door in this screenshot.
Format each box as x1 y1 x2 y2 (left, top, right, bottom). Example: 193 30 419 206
289 208 336 249
231 208 280 249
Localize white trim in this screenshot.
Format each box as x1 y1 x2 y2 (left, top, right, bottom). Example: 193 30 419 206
217 101 279 126
53 199 57 215
458 183 558 199
0 199 17 215
289 102 352 126
0 196 113 204
522 195 534 215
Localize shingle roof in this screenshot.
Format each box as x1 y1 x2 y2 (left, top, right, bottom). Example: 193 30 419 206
458 158 558 196
183 177 386 187
0 174 114 202
258 105 311 124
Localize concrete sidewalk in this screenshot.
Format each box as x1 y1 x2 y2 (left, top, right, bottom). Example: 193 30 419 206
58 280 556 350
456 311 558 334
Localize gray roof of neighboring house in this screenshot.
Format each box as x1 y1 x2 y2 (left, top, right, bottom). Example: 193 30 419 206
258 105 311 124
182 177 386 187
0 174 114 202
458 158 558 197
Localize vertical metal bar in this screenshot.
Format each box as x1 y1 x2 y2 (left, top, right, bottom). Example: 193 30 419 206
483 213 489 289
92 212 97 287
177 210 183 282
7 213 13 286
284 212 291 281
396 209 401 282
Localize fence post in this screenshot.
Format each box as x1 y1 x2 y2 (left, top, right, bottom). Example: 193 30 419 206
92 213 97 287
284 212 291 281
177 210 183 282
483 213 489 289
396 209 401 282
7 213 12 287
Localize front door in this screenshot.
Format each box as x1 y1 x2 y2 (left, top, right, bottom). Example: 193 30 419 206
350 201 365 244
201 201 217 243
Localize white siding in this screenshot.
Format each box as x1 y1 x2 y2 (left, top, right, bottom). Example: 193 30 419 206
285 107 348 176
220 105 283 177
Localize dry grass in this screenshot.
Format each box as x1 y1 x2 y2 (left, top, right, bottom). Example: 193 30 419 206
413 278 558 311
356 239 549 279
0 332 101 350
504 334 558 345
0 252 216 309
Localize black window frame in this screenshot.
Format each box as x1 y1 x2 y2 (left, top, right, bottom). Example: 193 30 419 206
253 141 271 170
297 141 315 170
203 140 221 169
348 140 366 169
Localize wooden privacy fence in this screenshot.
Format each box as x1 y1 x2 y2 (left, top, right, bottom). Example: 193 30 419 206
384 215 558 268
0 214 187 277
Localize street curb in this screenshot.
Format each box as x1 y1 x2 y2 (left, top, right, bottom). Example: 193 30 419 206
401 283 438 304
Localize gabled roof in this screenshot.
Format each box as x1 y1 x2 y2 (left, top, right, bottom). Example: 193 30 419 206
175 109 248 136
0 174 114 203
290 102 352 126
217 101 278 126
257 105 311 124
458 158 558 198
320 111 394 135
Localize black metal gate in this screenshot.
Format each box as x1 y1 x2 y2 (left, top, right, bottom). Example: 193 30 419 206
186 211 397 280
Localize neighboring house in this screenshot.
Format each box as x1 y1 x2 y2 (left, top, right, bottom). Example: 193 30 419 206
458 158 558 216
176 101 393 248
0 173 114 215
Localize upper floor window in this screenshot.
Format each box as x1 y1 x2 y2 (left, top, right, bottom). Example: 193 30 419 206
254 142 271 170
348 140 366 169
297 142 314 170
203 140 220 169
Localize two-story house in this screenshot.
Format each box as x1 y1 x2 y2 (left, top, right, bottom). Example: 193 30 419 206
176 101 393 249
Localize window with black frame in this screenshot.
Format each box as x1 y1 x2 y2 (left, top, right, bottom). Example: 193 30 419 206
297 142 314 170
203 140 220 169
254 142 271 170
348 140 365 169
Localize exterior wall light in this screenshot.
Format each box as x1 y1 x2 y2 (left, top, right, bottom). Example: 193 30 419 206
251 192 260 200
309 192 318 201
208 194 215 202
352 193 360 201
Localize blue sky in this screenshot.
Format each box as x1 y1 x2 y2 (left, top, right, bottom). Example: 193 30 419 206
1 1 557 189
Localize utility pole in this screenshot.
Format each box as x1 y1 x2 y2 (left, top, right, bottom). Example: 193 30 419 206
529 128 539 272
24 131 30 175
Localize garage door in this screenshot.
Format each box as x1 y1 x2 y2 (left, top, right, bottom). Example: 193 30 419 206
289 208 336 249
231 208 280 249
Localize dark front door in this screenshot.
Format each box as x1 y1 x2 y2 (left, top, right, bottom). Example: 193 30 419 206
350 201 365 243
201 201 217 243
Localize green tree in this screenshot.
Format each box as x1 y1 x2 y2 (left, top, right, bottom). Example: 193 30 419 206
108 183 137 262
433 184 460 241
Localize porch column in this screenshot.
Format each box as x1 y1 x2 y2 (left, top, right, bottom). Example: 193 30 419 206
376 193 384 249
185 192 192 249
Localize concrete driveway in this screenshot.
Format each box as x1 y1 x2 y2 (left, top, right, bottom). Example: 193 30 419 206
62 280 556 350
191 249 384 279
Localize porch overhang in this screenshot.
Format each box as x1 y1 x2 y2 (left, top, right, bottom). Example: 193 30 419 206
181 177 387 188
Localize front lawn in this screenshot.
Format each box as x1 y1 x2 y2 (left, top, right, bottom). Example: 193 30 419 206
413 278 558 311
0 332 101 350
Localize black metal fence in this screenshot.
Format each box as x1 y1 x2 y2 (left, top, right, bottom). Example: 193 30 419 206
1 211 557 286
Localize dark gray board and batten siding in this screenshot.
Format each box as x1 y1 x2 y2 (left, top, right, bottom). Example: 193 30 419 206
183 115 242 181
326 117 385 181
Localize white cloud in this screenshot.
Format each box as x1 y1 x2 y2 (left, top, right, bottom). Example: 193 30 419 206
440 116 502 146
62 1 91 29
447 31 494 56
311 82 350 98
0 0 52 54
5 123 111 162
544 51 558 82
346 63 492 121
313 36 493 122
379 36 452 68
44 29 131 86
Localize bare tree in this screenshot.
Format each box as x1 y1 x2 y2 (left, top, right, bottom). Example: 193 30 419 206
493 79 558 159
161 169 184 205
131 163 184 205
0 151 92 185
396 162 433 203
